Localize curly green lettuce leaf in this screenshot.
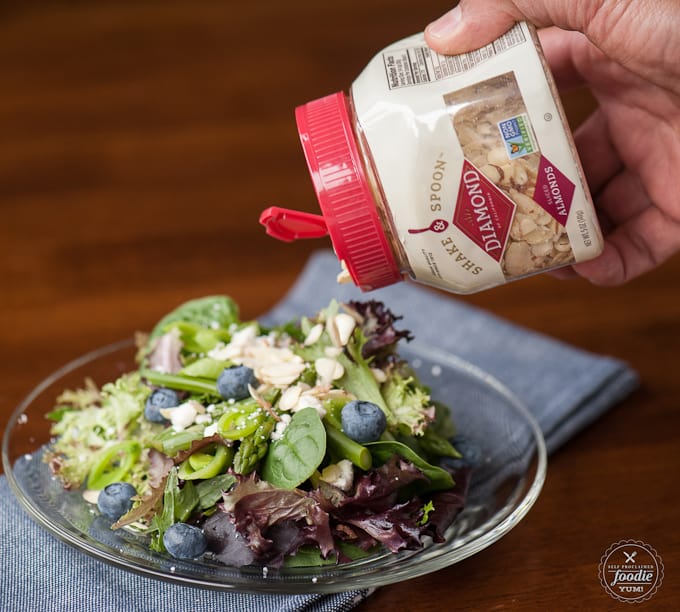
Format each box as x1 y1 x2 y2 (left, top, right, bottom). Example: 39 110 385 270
380 371 435 437
47 378 101 419
46 372 154 489
339 330 435 437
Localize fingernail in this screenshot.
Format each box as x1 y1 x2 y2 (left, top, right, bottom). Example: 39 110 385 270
426 6 462 39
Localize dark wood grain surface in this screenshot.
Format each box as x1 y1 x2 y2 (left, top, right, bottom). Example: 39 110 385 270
2 2 678 610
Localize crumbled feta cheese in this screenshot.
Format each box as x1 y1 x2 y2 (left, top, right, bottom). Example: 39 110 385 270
208 324 259 361
320 459 354 492
203 423 219 438
161 400 203 431
230 324 259 346
270 413 291 441
294 394 325 418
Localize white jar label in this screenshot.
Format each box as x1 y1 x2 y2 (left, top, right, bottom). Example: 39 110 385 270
351 22 603 293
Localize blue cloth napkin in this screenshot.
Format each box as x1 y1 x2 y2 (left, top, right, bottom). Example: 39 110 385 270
1 250 638 612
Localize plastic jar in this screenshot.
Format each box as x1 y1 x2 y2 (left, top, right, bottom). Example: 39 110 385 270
260 22 603 293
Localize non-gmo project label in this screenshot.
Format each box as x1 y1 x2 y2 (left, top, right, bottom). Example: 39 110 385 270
498 114 537 159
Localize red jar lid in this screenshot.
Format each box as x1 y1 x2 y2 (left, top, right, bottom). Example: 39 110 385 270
260 92 402 291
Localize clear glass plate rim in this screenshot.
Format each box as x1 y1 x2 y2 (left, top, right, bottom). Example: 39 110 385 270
2 338 547 593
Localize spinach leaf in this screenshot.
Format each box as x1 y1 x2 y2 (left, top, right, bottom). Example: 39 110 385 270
180 357 231 380
261 407 326 489
150 295 239 340
164 321 230 353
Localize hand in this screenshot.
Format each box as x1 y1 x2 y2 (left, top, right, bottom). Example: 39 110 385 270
425 0 680 285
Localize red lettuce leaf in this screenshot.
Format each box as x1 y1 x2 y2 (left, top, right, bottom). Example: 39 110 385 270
204 475 335 567
330 455 429 514
346 300 413 365
203 511 257 567
202 457 471 567
313 456 430 553
344 498 424 553
421 465 472 542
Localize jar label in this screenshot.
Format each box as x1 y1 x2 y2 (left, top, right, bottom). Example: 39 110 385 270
352 22 603 292
453 160 515 264
533 155 575 223
382 23 527 89
498 114 538 159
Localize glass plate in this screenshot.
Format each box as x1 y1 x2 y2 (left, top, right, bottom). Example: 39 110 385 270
2 339 546 594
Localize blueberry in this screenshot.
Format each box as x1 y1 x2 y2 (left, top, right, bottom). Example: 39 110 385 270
163 522 207 560
341 400 387 444
145 388 180 423
444 435 483 469
97 482 137 521
217 365 257 400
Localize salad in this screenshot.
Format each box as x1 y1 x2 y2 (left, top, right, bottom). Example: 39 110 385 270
44 296 473 567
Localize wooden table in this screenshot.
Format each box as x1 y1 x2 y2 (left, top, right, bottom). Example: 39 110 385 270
2 2 678 610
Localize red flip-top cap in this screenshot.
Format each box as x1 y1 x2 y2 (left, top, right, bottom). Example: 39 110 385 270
260 92 401 291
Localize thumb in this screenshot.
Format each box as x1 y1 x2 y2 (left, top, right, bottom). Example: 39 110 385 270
424 0 606 55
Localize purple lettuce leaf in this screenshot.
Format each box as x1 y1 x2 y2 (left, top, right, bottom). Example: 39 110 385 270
421 465 472 542
344 498 424 553
332 455 429 514
203 475 336 567
313 456 430 553
346 300 413 365
201 458 472 567
203 511 257 567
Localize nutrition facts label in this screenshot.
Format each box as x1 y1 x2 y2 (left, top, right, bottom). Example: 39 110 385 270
382 23 526 89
